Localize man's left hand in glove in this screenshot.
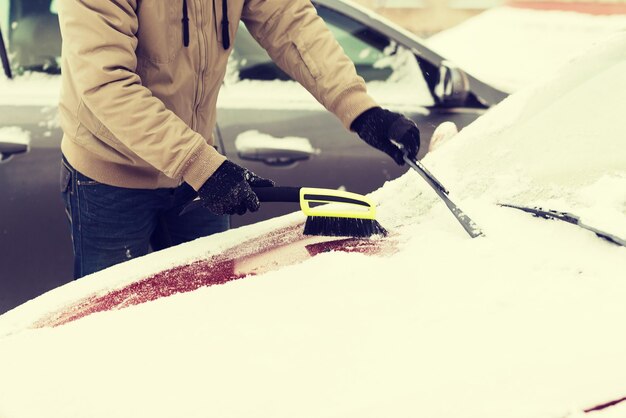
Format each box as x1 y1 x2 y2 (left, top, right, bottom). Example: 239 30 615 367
351 107 423 165
197 160 274 216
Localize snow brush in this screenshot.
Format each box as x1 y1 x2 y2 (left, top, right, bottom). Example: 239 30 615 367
254 187 387 238
181 186 387 238
403 151 484 238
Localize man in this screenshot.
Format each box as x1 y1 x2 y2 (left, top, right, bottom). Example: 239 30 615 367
57 0 421 278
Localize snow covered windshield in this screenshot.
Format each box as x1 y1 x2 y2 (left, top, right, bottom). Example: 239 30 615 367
0 0 61 74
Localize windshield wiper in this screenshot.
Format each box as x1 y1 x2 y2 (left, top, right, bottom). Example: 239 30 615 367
499 203 626 248
0 24 13 79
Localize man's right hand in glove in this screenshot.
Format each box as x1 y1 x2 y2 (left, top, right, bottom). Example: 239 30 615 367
197 160 274 216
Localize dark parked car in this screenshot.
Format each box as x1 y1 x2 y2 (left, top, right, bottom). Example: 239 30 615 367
0 0 508 313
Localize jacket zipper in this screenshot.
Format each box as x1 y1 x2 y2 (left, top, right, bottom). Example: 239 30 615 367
192 0 209 132
190 0 227 130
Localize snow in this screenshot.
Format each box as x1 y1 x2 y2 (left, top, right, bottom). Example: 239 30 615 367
0 126 30 145
427 7 626 91
0 68 431 110
575 175 626 236
235 130 319 156
0 21 626 418
219 44 435 112
218 78 433 113
0 72 61 106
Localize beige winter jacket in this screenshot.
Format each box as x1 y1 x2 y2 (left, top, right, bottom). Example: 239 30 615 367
57 0 378 190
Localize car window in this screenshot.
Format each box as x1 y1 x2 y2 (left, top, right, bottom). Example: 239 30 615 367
4 0 61 74
233 5 414 83
322 7 392 81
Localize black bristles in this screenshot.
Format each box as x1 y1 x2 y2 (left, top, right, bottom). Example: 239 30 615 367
303 216 388 238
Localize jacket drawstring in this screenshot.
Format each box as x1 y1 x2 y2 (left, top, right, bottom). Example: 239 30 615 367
182 0 229 50
221 0 230 50
182 0 190 47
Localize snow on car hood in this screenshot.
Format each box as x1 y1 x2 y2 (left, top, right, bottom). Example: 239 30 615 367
0 33 625 418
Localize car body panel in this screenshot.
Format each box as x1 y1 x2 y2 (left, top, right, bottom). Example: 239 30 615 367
0 104 70 312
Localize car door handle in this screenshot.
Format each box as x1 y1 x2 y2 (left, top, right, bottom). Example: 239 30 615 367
0 141 28 162
238 147 317 166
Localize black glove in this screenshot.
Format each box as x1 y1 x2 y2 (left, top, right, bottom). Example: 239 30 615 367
198 160 274 216
351 107 420 165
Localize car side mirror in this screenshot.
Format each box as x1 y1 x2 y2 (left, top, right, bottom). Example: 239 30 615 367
434 61 469 107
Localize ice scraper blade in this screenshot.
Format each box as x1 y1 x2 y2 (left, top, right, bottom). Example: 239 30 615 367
403 153 484 238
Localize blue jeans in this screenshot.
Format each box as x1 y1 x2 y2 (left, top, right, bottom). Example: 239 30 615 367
60 158 230 279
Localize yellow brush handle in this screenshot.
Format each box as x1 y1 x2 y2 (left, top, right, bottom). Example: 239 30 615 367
299 187 377 220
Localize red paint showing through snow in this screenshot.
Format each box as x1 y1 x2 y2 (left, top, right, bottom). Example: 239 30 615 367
33 224 396 328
